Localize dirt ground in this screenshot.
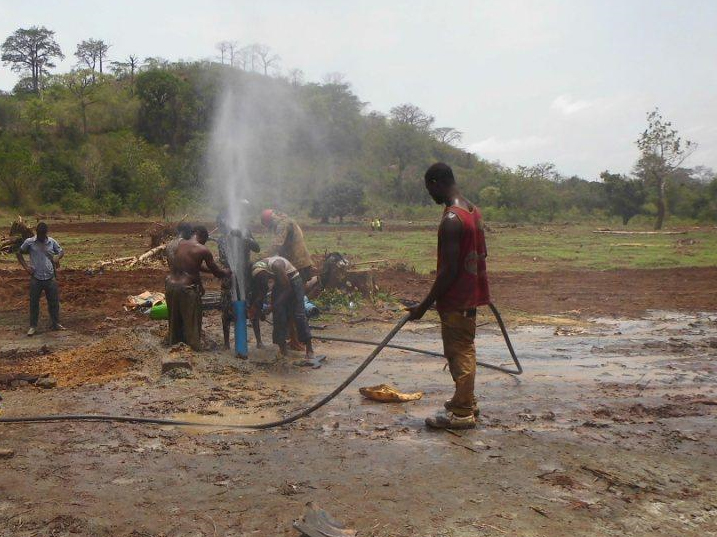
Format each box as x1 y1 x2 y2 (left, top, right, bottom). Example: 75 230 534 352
1 261 716 535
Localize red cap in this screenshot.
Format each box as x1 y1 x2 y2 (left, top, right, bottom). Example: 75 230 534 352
260 209 274 226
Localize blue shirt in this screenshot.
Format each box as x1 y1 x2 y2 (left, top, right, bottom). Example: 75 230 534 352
19 236 63 281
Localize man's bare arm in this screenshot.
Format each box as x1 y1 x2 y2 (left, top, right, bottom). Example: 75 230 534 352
202 249 231 279
407 213 462 320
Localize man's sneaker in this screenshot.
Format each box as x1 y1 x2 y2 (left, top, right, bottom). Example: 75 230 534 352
444 399 480 418
425 410 476 430
50 324 66 331
27 327 36 336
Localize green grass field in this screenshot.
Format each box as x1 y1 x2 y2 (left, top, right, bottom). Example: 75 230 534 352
257 224 717 274
2 217 716 274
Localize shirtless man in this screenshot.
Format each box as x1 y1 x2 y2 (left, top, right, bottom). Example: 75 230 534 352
249 256 315 360
165 225 231 351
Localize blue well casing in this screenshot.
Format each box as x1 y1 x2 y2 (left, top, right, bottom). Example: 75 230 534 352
233 300 248 357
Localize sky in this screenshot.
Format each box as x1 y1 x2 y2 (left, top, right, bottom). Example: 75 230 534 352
1 0 716 179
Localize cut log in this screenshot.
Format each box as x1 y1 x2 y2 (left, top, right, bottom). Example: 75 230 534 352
129 243 167 267
592 230 687 235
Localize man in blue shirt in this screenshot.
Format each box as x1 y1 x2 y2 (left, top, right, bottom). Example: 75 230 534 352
16 222 64 336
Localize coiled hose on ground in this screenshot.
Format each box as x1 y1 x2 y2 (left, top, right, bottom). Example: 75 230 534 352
0 304 522 429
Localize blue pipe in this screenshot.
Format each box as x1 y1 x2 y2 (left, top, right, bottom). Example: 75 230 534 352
233 300 248 358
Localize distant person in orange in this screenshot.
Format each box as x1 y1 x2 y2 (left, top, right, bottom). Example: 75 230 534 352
407 163 490 429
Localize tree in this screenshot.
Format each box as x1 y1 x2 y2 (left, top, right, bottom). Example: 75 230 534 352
1 26 64 95
132 160 170 217
110 54 139 85
253 44 280 75
135 70 187 147
236 45 254 71
75 39 111 80
288 68 304 87
59 69 103 135
215 41 229 64
0 134 34 207
389 103 434 132
310 180 366 223
322 72 347 86
600 171 646 225
635 108 696 229
432 127 463 145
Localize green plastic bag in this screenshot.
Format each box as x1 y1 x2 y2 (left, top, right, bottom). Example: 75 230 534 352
149 302 168 320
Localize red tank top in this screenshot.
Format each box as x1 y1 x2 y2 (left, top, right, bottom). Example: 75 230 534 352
436 205 490 312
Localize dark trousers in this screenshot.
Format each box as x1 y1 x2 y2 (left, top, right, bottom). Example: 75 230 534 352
29 277 60 328
272 275 311 345
165 279 203 351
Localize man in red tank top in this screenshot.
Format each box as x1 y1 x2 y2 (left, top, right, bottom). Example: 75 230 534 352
407 163 489 429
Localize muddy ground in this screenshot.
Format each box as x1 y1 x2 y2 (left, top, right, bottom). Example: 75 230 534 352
0 264 716 536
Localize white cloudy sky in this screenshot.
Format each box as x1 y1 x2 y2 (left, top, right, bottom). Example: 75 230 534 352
1 0 716 179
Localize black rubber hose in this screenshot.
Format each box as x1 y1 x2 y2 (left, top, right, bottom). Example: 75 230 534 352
0 315 411 429
0 303 522 428
317 303 522 376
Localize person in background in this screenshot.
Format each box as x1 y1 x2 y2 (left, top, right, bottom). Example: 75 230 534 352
17 222 65 336
249 256 315 361
261 209 315 350
260 209 314 283
407 163 490 430
165 226 231 351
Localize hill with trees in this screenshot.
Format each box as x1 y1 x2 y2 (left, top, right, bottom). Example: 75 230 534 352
1 26 715 226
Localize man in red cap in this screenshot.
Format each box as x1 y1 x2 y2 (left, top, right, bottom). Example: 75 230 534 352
407 163 490 430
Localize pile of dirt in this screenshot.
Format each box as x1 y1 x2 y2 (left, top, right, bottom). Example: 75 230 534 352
0 332 145 387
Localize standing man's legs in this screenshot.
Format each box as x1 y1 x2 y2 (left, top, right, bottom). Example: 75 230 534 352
181 286 202 351
45 278 61 328
290 275 314 358
165 280 184 346
28 277 42 332
425 310 477 429
440 310 477 416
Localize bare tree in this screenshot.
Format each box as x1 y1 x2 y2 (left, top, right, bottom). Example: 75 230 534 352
322 72 347 85
252 43 280 75
432 127 463 145
226 41 239 66
288 68 304 87
110 54 140 86
389 103 434 132
235 45 253 70
635 108 696 230
215 41 229 64
1 26 64 95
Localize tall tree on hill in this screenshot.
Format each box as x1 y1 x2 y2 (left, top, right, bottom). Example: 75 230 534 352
432 127 463 145
253 44 280 75
600 171 646 225
389 103 434 132
1 26 64 95
635 108 696 230
75 39 111 81
110 54 139 85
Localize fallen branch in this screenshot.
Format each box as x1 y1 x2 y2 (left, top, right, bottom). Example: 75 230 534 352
129 243 167 267
592 230 687 235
